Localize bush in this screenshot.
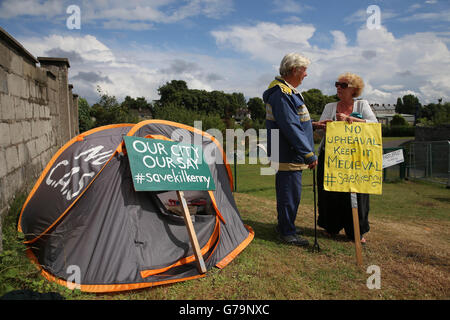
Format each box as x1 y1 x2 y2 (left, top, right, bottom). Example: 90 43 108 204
390 114 408 126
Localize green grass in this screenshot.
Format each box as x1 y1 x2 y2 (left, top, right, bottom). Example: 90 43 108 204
1 138 449 300
231 161 314 202
371 179 450 221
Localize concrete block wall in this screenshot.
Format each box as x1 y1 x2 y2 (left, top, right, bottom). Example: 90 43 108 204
0 27 79 251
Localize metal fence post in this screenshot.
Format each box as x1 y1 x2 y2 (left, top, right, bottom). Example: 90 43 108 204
234 150 237 192
447 141 450 189
410 143 414 179
429 143 433 179
400 147 406 180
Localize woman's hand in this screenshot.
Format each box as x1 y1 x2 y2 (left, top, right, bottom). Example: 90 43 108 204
336 113 353 123
308 160 318 170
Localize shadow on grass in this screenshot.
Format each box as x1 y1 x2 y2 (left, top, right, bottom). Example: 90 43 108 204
431 196 450 203
243 218 354 247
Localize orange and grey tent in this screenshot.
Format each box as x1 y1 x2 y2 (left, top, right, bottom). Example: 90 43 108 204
18 120 254 293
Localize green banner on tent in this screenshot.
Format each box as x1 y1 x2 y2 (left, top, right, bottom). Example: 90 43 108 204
123 136 215 192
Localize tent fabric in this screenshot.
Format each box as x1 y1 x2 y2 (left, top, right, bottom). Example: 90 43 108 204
18 120 254 292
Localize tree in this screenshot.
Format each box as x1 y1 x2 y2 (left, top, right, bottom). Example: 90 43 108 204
390 114 408 126
90 87 139 127
403 94 421 115
156 80 246 127
395 94 421 115
157 80 188 106
209 90 231 115
226 92 246 120
121 96 153 119
122 96 153 111
241 117 253 131
247 97 266 121
78 97 94 133
419 101 450 126
302 88 338 115
395 97 403 113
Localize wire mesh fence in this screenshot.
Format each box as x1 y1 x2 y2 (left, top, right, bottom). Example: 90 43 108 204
407 141 450 186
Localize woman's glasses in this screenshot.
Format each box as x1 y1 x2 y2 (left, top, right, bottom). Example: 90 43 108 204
335 82 353 89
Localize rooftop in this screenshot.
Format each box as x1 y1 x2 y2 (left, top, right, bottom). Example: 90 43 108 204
37 57 70 68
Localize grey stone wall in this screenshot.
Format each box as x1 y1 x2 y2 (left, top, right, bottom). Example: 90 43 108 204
0 27 79 251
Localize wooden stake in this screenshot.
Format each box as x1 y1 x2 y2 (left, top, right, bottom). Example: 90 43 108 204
351 193 363 267
177 190 207 274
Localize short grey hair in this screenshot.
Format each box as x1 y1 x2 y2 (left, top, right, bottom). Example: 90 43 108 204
279 53 311 77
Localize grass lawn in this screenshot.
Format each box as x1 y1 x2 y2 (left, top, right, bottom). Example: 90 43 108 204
228 160 449 300
1 139 449 300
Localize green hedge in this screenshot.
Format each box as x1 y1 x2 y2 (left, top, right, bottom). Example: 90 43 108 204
382 125 415 137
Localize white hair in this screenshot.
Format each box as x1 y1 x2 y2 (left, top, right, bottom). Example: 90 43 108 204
279 53 311 77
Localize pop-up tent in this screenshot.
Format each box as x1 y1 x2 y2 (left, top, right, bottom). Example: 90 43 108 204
18 120 254 293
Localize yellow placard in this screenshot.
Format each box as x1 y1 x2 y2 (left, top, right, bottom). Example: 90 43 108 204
324 122 383 195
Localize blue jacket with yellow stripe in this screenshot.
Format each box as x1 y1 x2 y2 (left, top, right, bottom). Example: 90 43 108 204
263 77 317 170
